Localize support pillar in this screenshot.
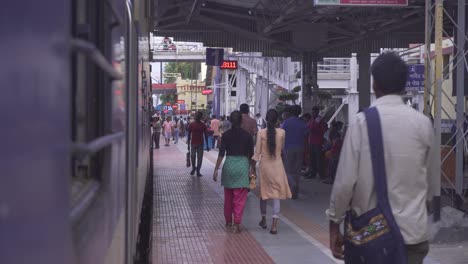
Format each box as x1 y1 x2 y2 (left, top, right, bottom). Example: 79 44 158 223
432 0 444 222
357 52 371 110
455 0 466 196
256 77 269 118
370 53 378 105
224 70 229 116
301 52 313 114
237 69 247 109
348 54 359 124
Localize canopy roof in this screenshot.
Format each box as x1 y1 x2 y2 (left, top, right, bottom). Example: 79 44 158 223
152 0 459 58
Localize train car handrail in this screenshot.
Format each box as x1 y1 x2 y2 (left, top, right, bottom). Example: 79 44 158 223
105 0 123 28
72 131 125 157
70 179 100 224
71 38 124 80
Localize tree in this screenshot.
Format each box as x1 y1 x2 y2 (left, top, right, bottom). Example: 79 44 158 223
159 93 176 105
164 62 199 83
278 86 301 105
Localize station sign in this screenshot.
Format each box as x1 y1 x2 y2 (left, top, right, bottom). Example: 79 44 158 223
314 0 407 6
405 64 424 92
220 60 238 70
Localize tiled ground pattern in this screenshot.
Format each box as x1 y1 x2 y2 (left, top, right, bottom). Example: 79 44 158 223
152 146 274 264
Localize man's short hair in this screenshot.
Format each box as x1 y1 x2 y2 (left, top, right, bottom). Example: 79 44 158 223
312 106 320 113
371 52 408 95
240 103 249 114
212 115 216 119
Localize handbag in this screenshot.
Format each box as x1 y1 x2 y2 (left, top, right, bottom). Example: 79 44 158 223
344 107 407 264
249 174 256 190
186 151 191 168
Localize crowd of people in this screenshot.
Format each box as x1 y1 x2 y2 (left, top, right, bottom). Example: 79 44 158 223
151 103 345 234
151 52 436 263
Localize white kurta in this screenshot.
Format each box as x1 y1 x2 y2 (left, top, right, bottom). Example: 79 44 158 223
253 128 292 200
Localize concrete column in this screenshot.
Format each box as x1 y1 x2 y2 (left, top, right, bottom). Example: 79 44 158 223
260 79 269 118
256 76 263 116
255 77 269 118
370 53 378 105
237 69 247 108
455 0 466 196
357 52 371 109
224 70 229 116
348 54 359 124
301 52 313 114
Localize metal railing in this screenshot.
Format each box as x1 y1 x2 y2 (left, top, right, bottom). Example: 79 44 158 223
318 58 351 74
152 41 205 55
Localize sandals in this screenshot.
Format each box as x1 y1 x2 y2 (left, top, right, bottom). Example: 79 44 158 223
233 224 241 234
270 218 279 235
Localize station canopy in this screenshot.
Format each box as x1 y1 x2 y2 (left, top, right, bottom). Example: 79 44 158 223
150 0 447 58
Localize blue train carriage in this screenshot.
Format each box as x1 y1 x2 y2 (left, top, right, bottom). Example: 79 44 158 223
0 1 154 264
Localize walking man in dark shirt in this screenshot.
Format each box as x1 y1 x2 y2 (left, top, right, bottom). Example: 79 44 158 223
281 105 308 199
187 111 210 177
306 106 328 179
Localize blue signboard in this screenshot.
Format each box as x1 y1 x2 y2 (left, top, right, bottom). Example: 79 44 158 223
180 104 186 110
206 48 224 66
406 64 425 92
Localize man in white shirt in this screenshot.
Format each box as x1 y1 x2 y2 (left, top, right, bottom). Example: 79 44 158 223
255 113 265 131
326 52 437 264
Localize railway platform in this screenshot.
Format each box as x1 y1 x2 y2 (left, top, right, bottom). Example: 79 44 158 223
152 140 458 264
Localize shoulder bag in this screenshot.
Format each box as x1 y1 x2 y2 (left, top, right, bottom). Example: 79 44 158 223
344 107 407 264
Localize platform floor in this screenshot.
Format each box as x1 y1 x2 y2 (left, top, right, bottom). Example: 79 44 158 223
152 138 455 264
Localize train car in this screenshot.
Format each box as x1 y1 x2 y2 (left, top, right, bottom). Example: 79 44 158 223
1 1 154 263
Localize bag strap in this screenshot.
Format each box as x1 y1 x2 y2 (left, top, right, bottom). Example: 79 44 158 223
364 107 407 258
364 107 390 208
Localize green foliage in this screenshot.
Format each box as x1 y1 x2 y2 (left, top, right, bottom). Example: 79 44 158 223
292 86 301 93
315 90 333 100
160 93 176 105
164 62 198 83
278 93 299 102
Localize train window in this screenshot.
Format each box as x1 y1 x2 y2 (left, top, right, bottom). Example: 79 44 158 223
71 0 112 180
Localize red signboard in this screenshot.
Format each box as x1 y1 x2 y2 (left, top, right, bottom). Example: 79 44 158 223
172 105 178 109
202 89 213 95
177 100 185 104
314 0 407 6
220 60 238 70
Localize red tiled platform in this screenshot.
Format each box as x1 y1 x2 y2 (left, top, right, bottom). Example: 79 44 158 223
152 146 274 264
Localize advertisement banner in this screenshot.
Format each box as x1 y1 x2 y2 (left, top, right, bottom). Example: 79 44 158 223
314 0 407 6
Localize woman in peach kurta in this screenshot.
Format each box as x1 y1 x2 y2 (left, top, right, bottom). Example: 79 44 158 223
252 109 292 235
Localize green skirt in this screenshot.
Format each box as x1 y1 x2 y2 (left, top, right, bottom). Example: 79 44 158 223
221 156 250 189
